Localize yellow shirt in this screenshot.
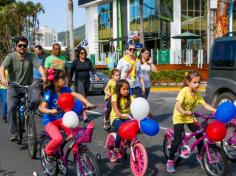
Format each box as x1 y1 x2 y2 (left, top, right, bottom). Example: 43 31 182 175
110 94 134 125
173 87 206 125
104 79 116 100
0 70 8 89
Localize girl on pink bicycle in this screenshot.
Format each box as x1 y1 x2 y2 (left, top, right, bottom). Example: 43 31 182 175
166 70 216 173
39 69 94 162
110 79 134 161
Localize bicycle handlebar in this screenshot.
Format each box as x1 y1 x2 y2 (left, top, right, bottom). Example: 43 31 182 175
9 79 43 89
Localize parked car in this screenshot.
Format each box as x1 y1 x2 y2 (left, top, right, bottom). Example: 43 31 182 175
89 71 109 94
206 35 236 107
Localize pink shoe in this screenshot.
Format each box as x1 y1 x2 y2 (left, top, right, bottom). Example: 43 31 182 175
166 160 176 173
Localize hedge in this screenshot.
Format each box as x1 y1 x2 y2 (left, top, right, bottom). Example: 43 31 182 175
100 69 188 86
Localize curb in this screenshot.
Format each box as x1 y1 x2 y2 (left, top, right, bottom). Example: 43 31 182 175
150 85 206 92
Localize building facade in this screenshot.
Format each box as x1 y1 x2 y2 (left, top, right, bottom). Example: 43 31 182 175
78 0 235 65
35 26 58 50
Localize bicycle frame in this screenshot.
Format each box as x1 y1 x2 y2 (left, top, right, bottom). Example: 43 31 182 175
120 137 140 162
165 112 219 164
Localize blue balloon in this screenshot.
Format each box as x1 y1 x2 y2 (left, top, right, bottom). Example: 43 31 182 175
215 102 236 123
140 118 160 136
72 100 83 115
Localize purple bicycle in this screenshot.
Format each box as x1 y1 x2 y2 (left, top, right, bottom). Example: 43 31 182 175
221 118 236 161
34 107 100 176
163 112 228 176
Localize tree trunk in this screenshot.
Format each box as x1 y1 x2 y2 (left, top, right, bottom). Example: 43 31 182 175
67 0 74 60
139 0 144 45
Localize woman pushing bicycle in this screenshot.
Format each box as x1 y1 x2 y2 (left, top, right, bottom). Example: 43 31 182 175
166 70 216 173
39 68 95 162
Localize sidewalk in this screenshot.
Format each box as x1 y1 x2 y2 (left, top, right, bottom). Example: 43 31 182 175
150 85 206 92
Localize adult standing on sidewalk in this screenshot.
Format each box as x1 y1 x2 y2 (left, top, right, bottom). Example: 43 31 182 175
33 45 46 80
70 47 99 120
116 43 145 97
44 43 71 85
139 48 157 99
0 36 46 142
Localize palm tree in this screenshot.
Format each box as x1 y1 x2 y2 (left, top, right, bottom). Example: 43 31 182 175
67 0 75 60
0 0 15 6
139 0 144 45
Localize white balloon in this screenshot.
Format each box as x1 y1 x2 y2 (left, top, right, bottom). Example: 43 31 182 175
130 97 149 121
62 111 79 129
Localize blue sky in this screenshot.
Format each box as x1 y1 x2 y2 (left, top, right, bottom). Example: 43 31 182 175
19 0 85 32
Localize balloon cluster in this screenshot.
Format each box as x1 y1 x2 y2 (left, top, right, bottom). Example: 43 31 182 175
118 97 160 139
206 102 236 142
57 93 84 129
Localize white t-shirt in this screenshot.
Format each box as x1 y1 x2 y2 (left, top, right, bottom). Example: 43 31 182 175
116 58 143 88
141 63 151 88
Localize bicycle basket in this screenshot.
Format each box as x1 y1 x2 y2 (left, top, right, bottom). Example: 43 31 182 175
74 122 94 143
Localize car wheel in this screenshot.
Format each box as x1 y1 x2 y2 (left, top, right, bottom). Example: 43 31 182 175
213 92 236 107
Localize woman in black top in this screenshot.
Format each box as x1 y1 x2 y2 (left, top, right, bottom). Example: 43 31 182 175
70 47 99 121
70 47 99 97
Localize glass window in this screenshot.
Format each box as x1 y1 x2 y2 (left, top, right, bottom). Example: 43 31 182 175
98 3 113 40
159 0 173 21
211 41 236 67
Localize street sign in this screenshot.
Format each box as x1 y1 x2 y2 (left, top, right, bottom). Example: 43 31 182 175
81 39 88 47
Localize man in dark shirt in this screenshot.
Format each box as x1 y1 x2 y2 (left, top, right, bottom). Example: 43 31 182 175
0 36 46 142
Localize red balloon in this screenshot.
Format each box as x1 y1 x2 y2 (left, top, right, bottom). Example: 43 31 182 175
206 120 227 142
58 93 75 112
118 120 139 140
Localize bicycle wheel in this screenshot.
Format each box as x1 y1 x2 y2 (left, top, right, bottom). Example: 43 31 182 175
130 143 148 176
75 150 101 176
202 144 228 176
39 136 58 176
221 123 236 161
105 133 117 162
26 112 37 159
163 137 181 164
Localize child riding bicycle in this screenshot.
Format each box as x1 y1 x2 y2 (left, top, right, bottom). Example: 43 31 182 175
110 79 135 162
39 69 95 162
103 68 120 130
166 70 216 173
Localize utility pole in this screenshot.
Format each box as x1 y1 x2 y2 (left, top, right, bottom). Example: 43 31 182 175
67 0 75 60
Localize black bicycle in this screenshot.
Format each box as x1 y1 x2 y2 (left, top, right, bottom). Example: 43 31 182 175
10 79 43 159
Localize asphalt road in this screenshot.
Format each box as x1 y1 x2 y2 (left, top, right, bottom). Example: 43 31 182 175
0 92 236 176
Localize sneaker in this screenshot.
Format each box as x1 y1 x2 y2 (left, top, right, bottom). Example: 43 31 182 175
196 154 203 169
42 148 57 164
3 119 7 123
10 133 19 142
104 120 111 131
166 160 176 173
114 147 122 159
110 151 118 162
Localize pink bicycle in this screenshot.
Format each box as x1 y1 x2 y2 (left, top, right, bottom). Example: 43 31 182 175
105 115 148 176
221 118 236 161
163 112 228 176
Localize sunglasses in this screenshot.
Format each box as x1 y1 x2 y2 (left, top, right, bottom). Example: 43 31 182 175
17 44 27 48
54 48 61 51
80 52 87 55
128 48 136 52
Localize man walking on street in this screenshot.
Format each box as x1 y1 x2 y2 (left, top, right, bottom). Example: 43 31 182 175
0 36 46 142
33 45 46 80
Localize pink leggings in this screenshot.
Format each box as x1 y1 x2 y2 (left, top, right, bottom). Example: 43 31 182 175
45 118 72 155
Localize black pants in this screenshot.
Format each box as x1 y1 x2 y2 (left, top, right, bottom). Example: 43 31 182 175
169 123 204 160
75 79 90 98
104 98 111 122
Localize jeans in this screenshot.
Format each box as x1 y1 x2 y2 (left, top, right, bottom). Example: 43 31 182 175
104 98 111 122
0 89 7 119
7 83 41 134
130 87 142 97
112 118 129 148
143 87 150 99
169 123 204 160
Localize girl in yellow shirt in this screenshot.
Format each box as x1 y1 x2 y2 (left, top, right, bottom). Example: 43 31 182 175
103 69 120 130
167 70 216 173
110 79 134 161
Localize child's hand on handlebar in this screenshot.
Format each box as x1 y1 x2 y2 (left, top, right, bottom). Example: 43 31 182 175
184 111 193 116
50 109 58 115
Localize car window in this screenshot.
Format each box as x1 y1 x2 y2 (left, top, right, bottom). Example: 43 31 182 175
211 41 236 67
